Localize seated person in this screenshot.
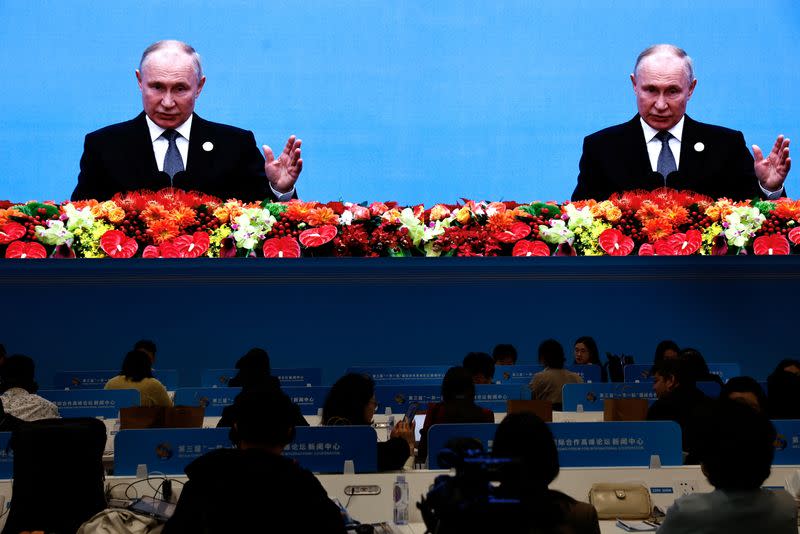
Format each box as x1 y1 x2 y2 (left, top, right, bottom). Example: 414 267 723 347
720 376 768 413
653 339 680 365
417 366 494 463
678 347 723 386
104 350 173 407
321 373 414 471
218 348 307 429
164 389 346 533
647 359 711 460
572 336 608 382
491 413 601 533
462 352 495 384
133 339 157 365
0 355 59 421
529 339 583 410
658 399 797 533
492 344 518 366
767 359 800 419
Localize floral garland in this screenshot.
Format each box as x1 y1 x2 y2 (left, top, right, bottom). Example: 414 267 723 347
1 188 798 258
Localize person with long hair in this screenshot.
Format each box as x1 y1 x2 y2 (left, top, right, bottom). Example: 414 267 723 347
104 350 172 407
321 373 414 471
572 336 608 382
417 367 494 464
491 413 600 533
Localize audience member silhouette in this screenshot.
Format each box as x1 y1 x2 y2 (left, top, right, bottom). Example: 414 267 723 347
767 359 800 419
164 389 346 533
647 359 711 461
658 399 797 533
492 344 518 366
322 373 414 471
529 339 582 410
0 355 59 421
720 376 767 413
491 413 601 533
104 350 172 407
463 352 495 384
417 366 494 464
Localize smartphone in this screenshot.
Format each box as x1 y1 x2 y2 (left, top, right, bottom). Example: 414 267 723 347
129 496 176 521
404 402 419 422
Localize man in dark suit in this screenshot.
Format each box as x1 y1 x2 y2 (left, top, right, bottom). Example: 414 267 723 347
572 44 791 201
72 40 302 202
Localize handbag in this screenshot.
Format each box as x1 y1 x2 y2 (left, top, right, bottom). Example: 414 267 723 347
588 483 652 519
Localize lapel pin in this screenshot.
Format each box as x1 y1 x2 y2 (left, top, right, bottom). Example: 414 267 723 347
202 141 214 152
694 142 705 152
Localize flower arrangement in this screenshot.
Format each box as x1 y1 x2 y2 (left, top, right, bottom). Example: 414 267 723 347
1 188 799 258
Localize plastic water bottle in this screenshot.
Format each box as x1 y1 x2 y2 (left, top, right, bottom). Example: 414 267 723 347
393 474 409 525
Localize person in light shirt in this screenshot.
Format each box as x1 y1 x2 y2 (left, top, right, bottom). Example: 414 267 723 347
0 355 59 421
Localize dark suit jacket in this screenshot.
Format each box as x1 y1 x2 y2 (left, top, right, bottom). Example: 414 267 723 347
572 115 767 201
72 112 277 202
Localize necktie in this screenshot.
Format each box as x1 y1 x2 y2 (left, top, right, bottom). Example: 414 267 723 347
655 130 677 179
162 129 184 182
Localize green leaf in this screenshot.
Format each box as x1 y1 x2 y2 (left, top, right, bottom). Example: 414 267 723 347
261 202 288 217
13 202 59 218
518 201 561 218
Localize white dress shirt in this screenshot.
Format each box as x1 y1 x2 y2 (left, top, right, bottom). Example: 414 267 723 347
144 114 295 200
639 116 781 199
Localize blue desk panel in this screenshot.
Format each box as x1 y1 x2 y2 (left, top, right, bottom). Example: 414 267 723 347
1 258 796 389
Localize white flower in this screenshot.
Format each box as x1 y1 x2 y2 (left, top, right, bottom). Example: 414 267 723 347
35 220 73 246
339 211 353 226
538 220 574 245
564 203 594 230
63 203 95 231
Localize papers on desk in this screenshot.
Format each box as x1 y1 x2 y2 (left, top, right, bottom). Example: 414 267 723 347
615 519 658 531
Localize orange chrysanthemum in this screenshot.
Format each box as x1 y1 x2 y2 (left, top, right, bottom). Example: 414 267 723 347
140 205 171 225
642 218 674 242
660 205 689 227
486 210 517 232
282 200 318 222
306 206 339 226
772 199 800 221
172 205 197 229
148 218 181 245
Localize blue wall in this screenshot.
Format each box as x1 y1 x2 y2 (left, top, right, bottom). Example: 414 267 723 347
0 0 797 204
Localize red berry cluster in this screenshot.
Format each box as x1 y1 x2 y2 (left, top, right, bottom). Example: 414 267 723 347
755 214 791 237
117 211 148 241
190 209 221 234
17 209 53 240
612 209 642 242
683 209 712 233
523 215 549 240
270 219 300 239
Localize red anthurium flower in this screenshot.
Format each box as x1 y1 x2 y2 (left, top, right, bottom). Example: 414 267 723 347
494 222 532 244
173 232 210 258
753 235 790 256
5 241 46 259
159 242 181 258
262 237 301 258
638 243 655 256
142 245 161 258
512 240 549 257
0 222 25 244
299 225 337 247
99 230 138 258
655 230 702 256
598 229 634 256
788 227 800 245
